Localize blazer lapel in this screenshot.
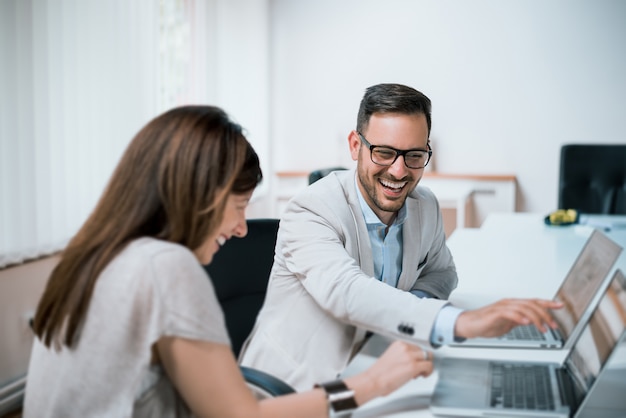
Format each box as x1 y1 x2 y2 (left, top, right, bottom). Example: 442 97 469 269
397 193 422 290
341 170 375 277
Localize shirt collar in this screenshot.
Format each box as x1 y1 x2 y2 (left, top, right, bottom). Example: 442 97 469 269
355 176 407 227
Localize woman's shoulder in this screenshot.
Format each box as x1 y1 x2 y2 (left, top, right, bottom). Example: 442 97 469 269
125 237 196 264
107 238 202 285
128 236 187 252
104 238 215 313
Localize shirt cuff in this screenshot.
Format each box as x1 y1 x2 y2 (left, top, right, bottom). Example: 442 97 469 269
430 305 464 347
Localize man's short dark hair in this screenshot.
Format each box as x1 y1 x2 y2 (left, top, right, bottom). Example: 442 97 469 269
356 83 432 137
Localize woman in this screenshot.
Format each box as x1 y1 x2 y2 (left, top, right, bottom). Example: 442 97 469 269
24 105 433 417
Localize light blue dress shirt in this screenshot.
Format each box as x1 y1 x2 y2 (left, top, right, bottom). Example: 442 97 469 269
355 182 463 346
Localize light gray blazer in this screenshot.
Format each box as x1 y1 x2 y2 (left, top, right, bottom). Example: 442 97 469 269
239 169 457 390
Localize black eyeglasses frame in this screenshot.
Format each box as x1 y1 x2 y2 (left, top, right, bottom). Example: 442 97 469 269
357 132 432 169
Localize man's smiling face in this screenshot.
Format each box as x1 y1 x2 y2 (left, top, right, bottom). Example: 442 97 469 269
349 112 430 225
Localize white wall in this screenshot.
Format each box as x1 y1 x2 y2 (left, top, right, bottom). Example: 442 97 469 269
212 0 272 208
268 0 626 214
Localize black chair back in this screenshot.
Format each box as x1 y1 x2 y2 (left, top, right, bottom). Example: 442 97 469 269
204 219 295 397
203 218 279 357
558 144 626 214
308 166 348 185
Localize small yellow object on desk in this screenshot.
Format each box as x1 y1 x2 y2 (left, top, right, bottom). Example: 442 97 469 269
545 209 579 226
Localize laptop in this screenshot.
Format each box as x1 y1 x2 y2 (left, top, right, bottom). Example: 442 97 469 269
431 268 626 418
452 229 622 349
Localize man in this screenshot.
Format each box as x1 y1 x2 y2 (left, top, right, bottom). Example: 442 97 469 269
240 83 561 390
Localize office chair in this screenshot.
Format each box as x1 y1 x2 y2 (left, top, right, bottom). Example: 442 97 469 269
558 144 626 214
203 218 295 398
308 166 348 184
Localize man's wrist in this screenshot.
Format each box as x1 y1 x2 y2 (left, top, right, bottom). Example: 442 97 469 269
430 305 465 346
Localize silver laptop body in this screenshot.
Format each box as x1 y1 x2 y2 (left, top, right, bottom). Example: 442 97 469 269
431 269 626 418
453 230 622 349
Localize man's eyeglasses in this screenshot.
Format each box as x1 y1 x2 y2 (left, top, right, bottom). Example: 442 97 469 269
358 132 432 169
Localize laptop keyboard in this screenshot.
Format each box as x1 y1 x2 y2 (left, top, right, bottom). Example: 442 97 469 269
499 324 546 341
490 363 555 410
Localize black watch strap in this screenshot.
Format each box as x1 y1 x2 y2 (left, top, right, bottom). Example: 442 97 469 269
315 379 358 413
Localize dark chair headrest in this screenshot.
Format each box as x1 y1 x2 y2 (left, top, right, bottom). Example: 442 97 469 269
308 166 348 185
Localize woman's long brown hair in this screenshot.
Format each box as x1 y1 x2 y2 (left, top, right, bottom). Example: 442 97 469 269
32 105 262 348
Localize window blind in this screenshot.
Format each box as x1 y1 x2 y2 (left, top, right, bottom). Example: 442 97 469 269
0 0 212 269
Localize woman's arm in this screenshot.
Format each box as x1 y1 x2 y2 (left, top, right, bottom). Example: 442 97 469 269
157 337 266 417
157 337 433 418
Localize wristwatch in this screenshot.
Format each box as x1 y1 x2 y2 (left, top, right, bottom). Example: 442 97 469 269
315 379 358 414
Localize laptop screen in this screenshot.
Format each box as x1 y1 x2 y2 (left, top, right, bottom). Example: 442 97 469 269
566 269 626 401
551 230 623 339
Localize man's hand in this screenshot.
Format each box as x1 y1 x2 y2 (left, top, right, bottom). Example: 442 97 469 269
454 298 563 339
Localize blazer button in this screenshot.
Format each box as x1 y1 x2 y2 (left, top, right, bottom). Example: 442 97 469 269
397 323 415 336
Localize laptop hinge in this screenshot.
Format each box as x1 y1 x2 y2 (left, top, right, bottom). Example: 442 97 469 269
550 326 564 342
556 365 583 413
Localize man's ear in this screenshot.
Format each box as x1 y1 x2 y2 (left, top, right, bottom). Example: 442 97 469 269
348 130 361 162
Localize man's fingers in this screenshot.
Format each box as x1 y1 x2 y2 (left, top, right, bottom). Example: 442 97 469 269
457 298 563 339
523 299 561 330
498 299 560 331
534 298 564 308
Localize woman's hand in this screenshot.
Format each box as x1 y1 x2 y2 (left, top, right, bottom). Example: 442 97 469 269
346 340 434 405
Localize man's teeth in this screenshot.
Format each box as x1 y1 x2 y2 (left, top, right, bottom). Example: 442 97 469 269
380 179 407 190
217 236 226 246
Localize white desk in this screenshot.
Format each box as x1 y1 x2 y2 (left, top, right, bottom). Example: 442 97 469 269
449 213 613 307
342 212 626 417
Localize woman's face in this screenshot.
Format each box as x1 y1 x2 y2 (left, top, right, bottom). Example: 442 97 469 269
194 191 253 264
